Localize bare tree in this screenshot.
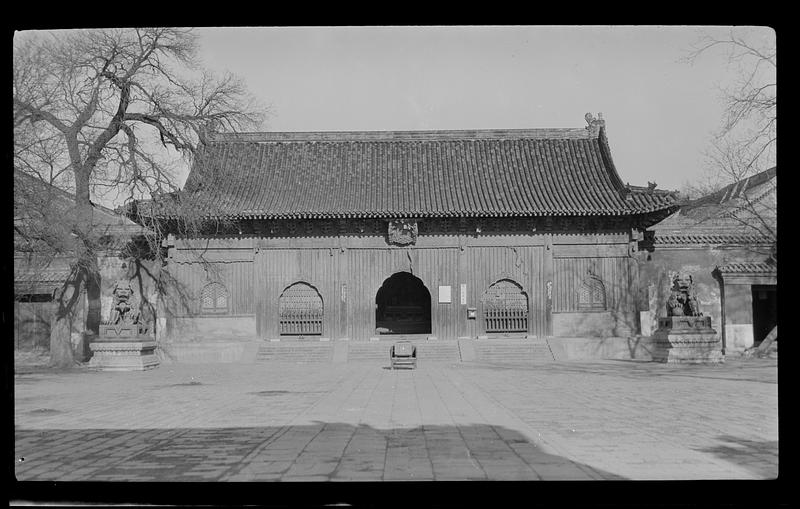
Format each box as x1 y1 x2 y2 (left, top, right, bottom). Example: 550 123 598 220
685 27 776 179
14 28 265 367
683 27 777 353
681 28 776 248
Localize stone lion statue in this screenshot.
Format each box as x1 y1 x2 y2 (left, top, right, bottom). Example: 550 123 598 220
106 279 141 325
666 272 703 317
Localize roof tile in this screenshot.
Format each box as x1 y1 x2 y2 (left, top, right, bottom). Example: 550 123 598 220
173 126 676 219
715 262 777 274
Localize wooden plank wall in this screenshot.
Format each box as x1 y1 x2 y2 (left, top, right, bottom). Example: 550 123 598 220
165 259 255 316
344 247 459 340
466 245 545 338
552 257 630 312
168 230 638 340
251 243 544 340
254 247 337 338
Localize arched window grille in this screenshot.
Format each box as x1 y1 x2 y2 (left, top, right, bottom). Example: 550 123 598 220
481 279 528 333
578 275 607 311
279 282 323 336
200 282 229 314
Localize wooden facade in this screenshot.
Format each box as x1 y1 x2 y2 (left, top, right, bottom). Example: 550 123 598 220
147 115 679 344
162 218 652 341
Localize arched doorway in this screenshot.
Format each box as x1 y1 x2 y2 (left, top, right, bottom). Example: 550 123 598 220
481 279 529 334
375 272 431 335
279 282 323 336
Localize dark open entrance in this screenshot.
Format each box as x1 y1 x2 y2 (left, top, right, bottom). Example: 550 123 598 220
375 272 431 335
752 285 777 346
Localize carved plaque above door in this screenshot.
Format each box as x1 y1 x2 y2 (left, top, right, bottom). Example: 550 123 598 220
387 219 418 246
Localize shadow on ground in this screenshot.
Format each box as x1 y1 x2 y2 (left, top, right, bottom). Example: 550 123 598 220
15 422 624 482
696 435 779 479
459 358 778 384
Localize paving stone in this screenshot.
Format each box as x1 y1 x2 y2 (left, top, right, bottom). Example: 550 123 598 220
14 358 777 481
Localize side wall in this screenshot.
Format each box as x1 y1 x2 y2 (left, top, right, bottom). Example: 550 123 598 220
636 244 771 352
718 274 777 351
14 252 160 360
14 300 54 351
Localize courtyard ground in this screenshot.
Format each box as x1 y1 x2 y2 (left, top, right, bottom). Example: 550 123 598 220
13 354 778 487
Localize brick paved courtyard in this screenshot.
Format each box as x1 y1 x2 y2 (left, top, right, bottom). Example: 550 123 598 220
14 357 778 483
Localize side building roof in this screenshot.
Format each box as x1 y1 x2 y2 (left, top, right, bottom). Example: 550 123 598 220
648 167 777 247
14 170 150 234
150 115 677 224
14 171 152 295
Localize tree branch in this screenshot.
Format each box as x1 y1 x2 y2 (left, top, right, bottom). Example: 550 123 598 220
13 98 71 133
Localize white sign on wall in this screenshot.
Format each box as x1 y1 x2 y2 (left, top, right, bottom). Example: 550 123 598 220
460 284 467 305
438 285 451 303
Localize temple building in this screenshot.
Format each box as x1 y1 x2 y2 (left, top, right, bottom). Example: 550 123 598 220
640 167 777 354
144 114 680 362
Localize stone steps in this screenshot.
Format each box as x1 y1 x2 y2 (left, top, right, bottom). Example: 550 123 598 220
346 342 391 362
347 340 461 363
473 340 555 364
343 340 462 363
256 342 334 363
415 342 461 362
254 339 553 364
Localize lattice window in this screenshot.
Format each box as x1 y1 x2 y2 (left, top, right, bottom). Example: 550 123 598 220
578 275 606 311
200 282 229 314
279 282 323 336
481 279 528 333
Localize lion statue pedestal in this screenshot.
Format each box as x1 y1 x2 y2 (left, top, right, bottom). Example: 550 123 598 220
651 273 723 364
89 279 159 371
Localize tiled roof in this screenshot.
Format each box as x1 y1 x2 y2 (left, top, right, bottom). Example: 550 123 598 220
14 170 152 233
169 120 677 220
653 232 773 246
683 167 776 213
14 268 71 284
648 166 776 246
715 261 777 275
14 256 73 294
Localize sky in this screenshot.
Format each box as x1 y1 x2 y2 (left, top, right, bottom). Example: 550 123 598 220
193 25 775 192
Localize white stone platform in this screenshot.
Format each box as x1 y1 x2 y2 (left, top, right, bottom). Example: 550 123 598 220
89 340 160 371
651 317 723 364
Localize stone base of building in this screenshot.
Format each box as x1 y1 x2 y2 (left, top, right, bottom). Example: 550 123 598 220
89 339 160 371
651 317 723 364
153 336 664 363
158 339 261 364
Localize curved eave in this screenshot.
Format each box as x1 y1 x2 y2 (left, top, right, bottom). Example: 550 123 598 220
596 126 628 195
150 206 678 223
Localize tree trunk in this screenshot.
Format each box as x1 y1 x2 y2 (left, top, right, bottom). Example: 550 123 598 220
49 313 76 368
49 270 84 368
49 271 79 367
48 249 95 367
85 262 102 361
48 164 102 366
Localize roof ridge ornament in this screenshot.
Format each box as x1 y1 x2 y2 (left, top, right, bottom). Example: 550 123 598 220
584 112 605 136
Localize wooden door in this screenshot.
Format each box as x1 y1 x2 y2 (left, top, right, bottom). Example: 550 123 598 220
279 282 324 336
481 279 528 334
